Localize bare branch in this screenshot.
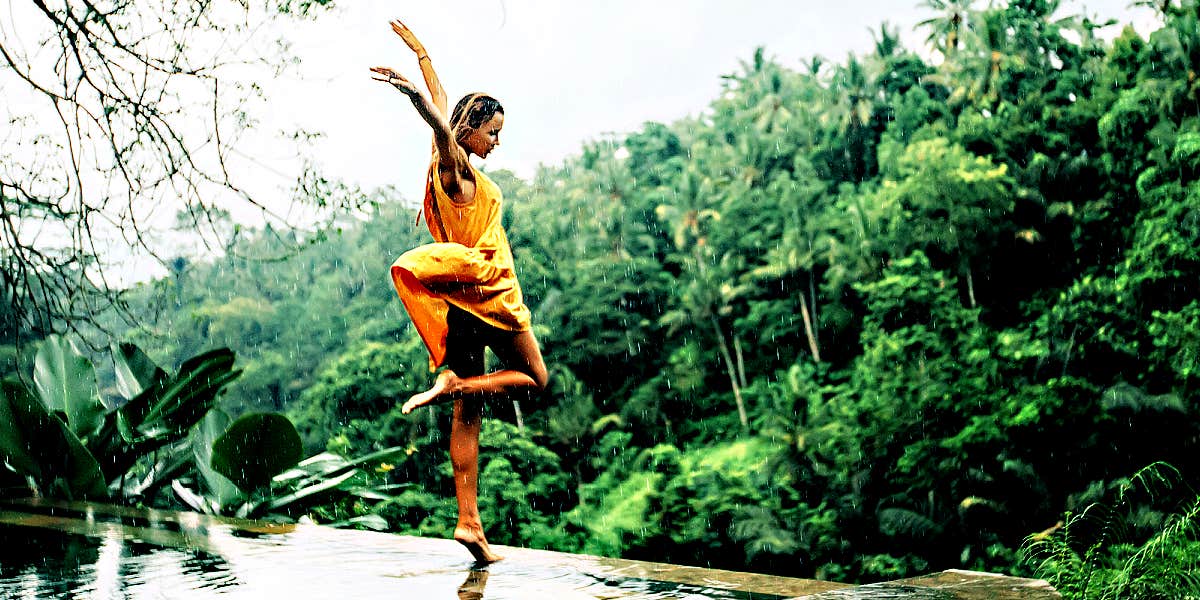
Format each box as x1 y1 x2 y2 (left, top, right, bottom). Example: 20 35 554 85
1 0 335 341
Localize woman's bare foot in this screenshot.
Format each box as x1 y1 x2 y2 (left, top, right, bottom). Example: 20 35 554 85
454 524 503 563
402 369 459 414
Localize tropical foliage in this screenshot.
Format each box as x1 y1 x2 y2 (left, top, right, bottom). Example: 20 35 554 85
4 0 1200 595
0 337 240 501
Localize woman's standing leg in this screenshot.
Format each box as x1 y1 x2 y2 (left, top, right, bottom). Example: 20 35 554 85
447 327 545 564
450 397 499 562
407 308 548 563
441 308 501 563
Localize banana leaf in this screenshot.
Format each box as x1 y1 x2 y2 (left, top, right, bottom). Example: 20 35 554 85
121 439 195 500
210 412 303 493
270 447 407 493
273 452 350 482
107 348 241 479
132 349 240 436
261 470 357 514
172 479 218 514
0 379 43 479
191 410 245 508
323 514 389 531
32 336 106 442
0 379 106 499
112 342 166 402
253 447 408 518
345 483 414 501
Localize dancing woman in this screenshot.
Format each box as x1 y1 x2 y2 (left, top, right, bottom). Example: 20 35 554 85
370 20 548 564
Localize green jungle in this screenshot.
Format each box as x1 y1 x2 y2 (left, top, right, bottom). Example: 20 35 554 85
3 1 1200 597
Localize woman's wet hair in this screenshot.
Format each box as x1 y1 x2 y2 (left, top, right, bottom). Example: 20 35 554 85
450 93 503 141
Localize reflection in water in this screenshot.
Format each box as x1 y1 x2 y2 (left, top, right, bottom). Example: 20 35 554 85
0 526 241 599
0 520 784 599
458 569 489 600
0 501 1054 599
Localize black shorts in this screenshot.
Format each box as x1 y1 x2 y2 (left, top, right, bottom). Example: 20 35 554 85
444 304 520 377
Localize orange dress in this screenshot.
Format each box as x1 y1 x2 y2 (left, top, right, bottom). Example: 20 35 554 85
390 162 532 369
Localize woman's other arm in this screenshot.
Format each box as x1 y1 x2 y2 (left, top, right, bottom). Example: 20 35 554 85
389 20 448 115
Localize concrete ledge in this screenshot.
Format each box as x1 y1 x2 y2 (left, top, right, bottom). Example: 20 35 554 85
791 568 1060 599
0 499 1057 599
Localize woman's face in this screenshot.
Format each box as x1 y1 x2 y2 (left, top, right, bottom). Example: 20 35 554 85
461 111 503 158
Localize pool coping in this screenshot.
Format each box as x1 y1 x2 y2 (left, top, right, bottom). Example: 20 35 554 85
0 498 1060 598
0 497 849 598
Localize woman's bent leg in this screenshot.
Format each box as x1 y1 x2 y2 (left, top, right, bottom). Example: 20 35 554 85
402 330 547 413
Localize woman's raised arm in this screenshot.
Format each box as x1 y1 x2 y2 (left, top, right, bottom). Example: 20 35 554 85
389 20 448 115
369 67 468 183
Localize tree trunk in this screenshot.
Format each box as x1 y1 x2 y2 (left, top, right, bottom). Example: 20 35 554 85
711 315 749 431
798 292 822 363
808 269 820 347
965 264 977 309
733 335 749 389
513 400 525 434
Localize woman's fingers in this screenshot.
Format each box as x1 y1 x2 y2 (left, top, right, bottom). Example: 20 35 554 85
369 66 406 80
389 19 423 52
369 67 417 92
369 66 396 80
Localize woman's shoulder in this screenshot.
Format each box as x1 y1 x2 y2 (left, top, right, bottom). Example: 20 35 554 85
430 159 492 207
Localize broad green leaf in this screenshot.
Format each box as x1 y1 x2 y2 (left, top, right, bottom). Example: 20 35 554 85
33 336 106 440
124 442 194 499
211 413 303 492
172 479 215 514
139 349 240 432
119 348 240 443
0 379 106 499
347 483 414 502
192 410 245 508
273 453 350 484
325 514 389 531
113 342 165 401
0 379 43 478
280 447 407 491
264 470 356 513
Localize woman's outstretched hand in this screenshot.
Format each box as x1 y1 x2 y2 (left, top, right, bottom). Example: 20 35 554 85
390 20 426 56
370 66 419 96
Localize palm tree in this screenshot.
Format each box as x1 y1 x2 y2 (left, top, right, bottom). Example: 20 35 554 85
918 0 975 59
829 55 877 132
656 166 751 431
871 22 903 62
747 171 832 364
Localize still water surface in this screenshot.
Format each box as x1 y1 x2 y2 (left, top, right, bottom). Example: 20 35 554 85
0 515 785 600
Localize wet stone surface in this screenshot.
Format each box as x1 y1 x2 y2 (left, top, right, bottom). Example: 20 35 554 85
792 585 957 599
0 499 846 599
0 499 1057 599
792 570 1061 600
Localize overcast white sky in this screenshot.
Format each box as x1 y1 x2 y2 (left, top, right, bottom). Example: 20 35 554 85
2 1 1160 284
254 0 1157 206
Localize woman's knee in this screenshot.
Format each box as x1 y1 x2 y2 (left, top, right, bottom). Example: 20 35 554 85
529 364 549 393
